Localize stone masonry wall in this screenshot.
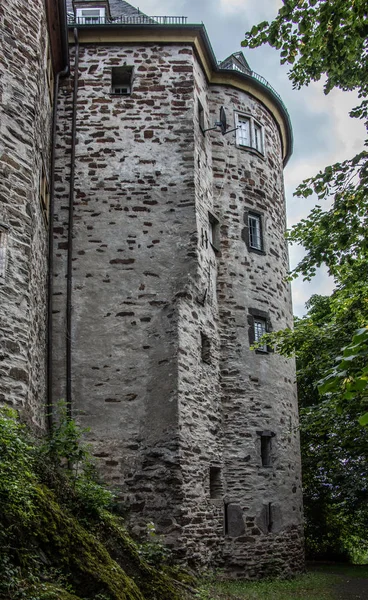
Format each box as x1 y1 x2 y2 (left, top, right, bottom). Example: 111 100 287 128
209 83 304 576
0 0 53 427
52 32 303 574
52 42 199 542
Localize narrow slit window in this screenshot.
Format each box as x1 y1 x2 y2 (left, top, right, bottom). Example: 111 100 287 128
0 225 9 278
198 100 205 132
259 431 274 467
209 466 223 499
201 332 211 364
208 212 220 252
248 213 262 251
254 121 263 153
40 167 49 225
266 502 273 532
111 66 133 96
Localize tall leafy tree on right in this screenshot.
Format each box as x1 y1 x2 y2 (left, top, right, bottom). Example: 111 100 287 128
243 0 368 561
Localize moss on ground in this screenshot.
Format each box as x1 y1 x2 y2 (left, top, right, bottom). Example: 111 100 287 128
0 408 192 600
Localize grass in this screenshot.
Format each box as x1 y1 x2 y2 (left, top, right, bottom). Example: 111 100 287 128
196 565 368 600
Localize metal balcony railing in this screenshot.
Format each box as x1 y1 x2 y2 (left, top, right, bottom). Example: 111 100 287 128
67 14 187 25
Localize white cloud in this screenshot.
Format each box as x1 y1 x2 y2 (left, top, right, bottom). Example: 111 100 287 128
219 0 282 16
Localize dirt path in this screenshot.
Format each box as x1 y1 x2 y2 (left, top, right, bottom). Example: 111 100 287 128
333 577 368 600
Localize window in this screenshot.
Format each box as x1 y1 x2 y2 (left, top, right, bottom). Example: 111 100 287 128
198 100 205 132
224 503 246 537
76 7 105 24
258 430 275 467
208 212 220 252
111 67 133 96
209 466 223 499
242 210 265 254
0 224 9 278
46 43 54 103
248 212 263 251
201 332 211 364
254 317 267 351
254 121 264 153
40 167 49 225
248 308 271 353
237 115 251 147
235 113 264 154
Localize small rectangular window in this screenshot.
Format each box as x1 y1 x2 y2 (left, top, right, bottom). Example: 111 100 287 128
254 318 267 352
258 431 274 467
209 466 223 499
208 212 220 252
201 332 211 364
0 225 9 278
198 100 205 132
111 66 133 96
248 308 271 353
248 213 262 251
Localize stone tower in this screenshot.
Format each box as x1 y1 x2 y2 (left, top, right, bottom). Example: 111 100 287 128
1 0 304 577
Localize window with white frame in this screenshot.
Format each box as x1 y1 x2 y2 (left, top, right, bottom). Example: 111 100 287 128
237 115 251 147
253 121 264 153
76 7 105 24
236 113 264 154
0 225 9 278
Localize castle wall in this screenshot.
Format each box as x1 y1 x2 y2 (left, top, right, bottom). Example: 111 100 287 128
52 42 199 536
53 34 303 574
0 0 53 426
210 85 304 576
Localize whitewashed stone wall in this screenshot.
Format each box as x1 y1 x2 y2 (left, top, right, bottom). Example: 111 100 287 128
53 38 303 575
0 0 52 427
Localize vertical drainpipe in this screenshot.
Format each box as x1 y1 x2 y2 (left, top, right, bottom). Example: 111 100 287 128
66 28 79 419
47 65 69 431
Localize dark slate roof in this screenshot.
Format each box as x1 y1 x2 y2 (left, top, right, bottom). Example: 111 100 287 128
66 0 147 19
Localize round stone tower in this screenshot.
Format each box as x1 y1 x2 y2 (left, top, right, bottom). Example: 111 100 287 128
52 0 304 577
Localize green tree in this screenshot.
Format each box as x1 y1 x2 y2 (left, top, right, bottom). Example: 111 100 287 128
243 0 368 559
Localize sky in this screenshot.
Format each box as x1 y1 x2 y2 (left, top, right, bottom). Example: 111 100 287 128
133 0 366 316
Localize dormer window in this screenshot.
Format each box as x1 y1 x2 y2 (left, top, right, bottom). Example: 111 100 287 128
76 7 105 24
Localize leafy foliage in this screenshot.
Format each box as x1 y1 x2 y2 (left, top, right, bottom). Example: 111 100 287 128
243 0 368 560
242 0 368 94
0 409 189 600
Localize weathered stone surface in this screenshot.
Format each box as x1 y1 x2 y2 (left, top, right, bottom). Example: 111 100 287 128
52 34 303 576
1 0 304 577
0 0 52 427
